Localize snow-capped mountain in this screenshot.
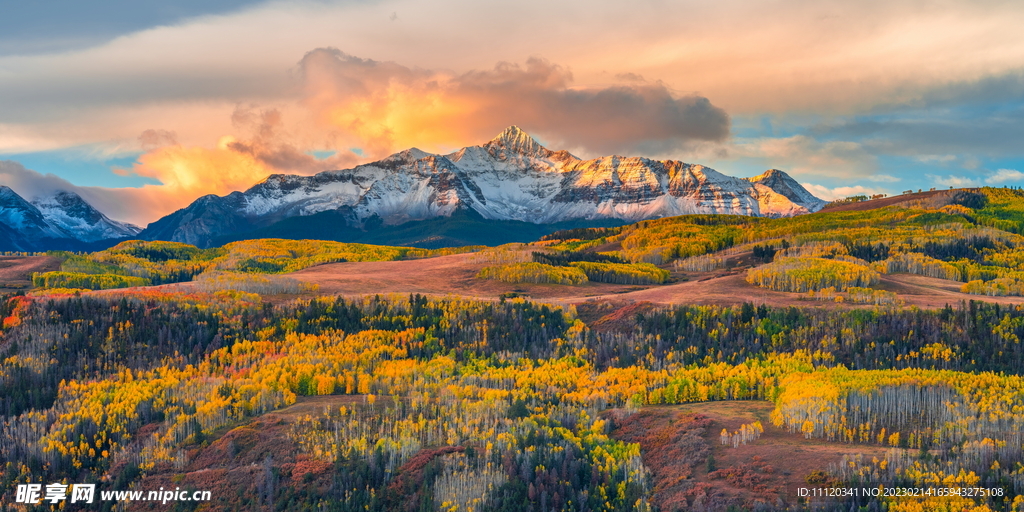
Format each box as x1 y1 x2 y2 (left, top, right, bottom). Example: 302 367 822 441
0 186 69 250
745 169 827 214
32 191 141 242
140 126 825 247
0 186 140 251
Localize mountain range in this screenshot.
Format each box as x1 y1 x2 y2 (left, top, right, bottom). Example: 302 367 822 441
0 186 140 252
137 126 825 247
0 126 826 251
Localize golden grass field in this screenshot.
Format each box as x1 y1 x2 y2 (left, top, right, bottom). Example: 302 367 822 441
283 251 1024 309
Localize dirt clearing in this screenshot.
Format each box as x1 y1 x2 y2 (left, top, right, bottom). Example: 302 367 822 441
610 401 887 510
0 255 60 292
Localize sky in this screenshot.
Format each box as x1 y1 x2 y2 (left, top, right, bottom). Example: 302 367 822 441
2 0 1024 226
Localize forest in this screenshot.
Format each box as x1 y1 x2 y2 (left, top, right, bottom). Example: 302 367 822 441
537 188 1024 299
3 289 1024 510
6 187 1024 510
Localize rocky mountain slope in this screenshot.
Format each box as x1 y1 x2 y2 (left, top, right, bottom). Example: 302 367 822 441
0 186 140 251
32 191 141 242
140 126 825 247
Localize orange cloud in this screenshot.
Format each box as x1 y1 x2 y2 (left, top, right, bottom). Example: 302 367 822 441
298 49 730 158
63 51 730 225
105 106 365 224
47 141 283 226
134 141 266 191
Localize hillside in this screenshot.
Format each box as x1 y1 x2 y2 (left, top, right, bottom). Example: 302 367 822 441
816 189 950 213
5 290 1024 511
283 186 1024 310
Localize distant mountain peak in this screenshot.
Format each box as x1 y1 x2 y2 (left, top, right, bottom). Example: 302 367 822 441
744 169 826 211
35 190 104 223
381 147 433 164
486 125 548 156
749 169 785 181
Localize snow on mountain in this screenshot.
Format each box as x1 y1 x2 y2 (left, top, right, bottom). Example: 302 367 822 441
31 191 141 242
745 169 827 214
140 126 826 247
0 186 68 249
0 186 140 250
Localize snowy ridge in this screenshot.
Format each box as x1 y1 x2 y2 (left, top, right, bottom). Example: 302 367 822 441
0 186 67 243
141 126 826 246
32 191 141 242
0 187 140 250
745 169 827 213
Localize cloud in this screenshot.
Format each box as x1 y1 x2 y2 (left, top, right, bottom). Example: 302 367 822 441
298 49 730 157
0 160 82 199
926 174 981 188
614 73 646 83
112 50 728 223
110 107 366 223
3 144 328 227
801 183 886 202
986 168 1024 184
3 104 370 226
4 0 1024 224
733 135 877 178
0 0 263 56
813 104 1024 159
915 154 957 164
867 174 901 183
1 0 1023 161
0 160 149 225
138 129 178 149
2 0 1024 139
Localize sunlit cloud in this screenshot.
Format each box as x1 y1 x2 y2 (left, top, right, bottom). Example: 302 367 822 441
927 174 981 188
3 0 1024 143
298 49 729 158
986 168 1024 184
108 107 365 223
801 184 886 202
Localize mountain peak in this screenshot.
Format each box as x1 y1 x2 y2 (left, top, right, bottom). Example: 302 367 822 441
744 169 826 211
0 186 34 208
29 189 142 241
34 190 104 223
747 169 788 182
382 147 432 164
487 125 547 156
493 125 530 141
